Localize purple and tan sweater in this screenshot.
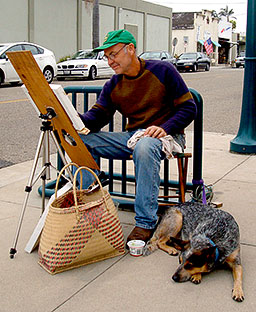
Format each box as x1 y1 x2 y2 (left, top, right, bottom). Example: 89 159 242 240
79 59 197 135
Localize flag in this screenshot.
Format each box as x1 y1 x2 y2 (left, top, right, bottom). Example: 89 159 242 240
204 38 213 55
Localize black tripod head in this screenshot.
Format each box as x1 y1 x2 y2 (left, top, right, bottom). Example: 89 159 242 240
39 107 56 120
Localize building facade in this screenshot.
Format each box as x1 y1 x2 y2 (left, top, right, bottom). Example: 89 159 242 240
172 10 220 64
0 0 173 61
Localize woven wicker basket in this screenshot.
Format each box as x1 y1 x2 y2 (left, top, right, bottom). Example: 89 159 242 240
38 163 125 274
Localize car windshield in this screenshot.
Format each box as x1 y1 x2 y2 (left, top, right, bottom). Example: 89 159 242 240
179 53 197 60
71 50 97 60
140 52 161 59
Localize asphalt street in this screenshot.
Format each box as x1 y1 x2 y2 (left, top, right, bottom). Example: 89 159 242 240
0 66 245 168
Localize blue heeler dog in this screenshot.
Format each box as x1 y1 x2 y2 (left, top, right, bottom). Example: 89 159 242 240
143 202 244 302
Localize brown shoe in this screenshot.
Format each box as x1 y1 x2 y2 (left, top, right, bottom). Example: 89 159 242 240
126 226 154 249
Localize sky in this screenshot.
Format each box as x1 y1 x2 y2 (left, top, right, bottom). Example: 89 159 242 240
144 0 248 33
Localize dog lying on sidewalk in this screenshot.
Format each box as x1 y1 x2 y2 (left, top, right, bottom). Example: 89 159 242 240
143 202 244 302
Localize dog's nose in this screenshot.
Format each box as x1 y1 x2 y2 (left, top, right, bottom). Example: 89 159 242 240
172 274 179 282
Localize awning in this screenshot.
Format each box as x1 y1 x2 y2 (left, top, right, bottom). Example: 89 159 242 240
212 40 221 47
198 40 204 45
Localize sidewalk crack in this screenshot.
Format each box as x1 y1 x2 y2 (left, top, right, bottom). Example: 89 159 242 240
212 156 251 185
50 253 128 312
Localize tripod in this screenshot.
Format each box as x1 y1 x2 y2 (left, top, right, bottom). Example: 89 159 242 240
10 108 73 259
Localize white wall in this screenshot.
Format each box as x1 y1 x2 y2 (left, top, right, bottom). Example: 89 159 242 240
146 14 170 51
118 9 144 54
0 0 173 61
34 0 77 61
0 0 28 42
99 5 116 46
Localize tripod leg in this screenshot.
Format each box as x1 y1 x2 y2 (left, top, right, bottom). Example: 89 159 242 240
10 131 46 259
50 131 73 181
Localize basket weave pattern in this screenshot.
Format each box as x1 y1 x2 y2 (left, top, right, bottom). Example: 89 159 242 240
38 165 125 274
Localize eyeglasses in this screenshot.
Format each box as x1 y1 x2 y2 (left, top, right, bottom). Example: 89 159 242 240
103 44 127 61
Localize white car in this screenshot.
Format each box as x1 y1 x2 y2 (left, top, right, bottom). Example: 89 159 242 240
0 42 57 85
57 49 114 80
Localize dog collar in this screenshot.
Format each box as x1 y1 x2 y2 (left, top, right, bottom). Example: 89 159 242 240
208 238 219 263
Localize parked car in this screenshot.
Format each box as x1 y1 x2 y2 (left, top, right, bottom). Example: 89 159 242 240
235 51 245 68
139 50 176 66
0 42 57 85
57 50 114 80
176 52 210 72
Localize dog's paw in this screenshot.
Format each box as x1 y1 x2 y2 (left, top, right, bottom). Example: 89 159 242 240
232 287 244 302
167 247 179 256
190 273 202 284
143 242 155 256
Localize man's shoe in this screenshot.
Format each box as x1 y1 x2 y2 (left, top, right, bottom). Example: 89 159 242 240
126 226 154 249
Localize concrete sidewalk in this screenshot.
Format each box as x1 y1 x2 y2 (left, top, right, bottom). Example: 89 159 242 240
1 131 255 312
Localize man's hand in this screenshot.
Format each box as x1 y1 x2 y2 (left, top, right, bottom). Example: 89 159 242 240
144 126 167 139
78 127 90 135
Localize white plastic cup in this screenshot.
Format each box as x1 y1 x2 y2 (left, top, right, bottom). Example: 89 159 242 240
127 240 145 257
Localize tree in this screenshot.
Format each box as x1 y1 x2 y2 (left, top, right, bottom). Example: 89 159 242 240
84 0 99 48
218 5 236 22
211 10 220 20
230 19 237 30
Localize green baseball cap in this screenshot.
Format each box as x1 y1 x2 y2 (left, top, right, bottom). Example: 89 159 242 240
93 29 136 51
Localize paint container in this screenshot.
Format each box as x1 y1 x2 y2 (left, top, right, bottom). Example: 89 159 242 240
127 240 145 257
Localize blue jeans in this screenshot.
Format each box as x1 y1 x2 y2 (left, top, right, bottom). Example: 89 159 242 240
77 130 185 230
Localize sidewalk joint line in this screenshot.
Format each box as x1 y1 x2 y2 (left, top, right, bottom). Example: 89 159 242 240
50 252 128 312
241 242 256 248
212 156 251 185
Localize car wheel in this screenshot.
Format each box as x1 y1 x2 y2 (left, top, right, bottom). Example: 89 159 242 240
43 67 54 83
205 63 210 71
192 64 197 72
89 66 97 80
0 71 4 86
236 64 240 68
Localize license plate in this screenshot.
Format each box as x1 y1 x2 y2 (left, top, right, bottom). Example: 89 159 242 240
64 71 70 75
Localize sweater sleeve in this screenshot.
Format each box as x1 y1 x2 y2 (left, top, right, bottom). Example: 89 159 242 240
79 79 117 132
159 65 197 135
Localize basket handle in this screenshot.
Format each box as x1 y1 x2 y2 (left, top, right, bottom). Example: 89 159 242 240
55 162 80 199
73 166 109 214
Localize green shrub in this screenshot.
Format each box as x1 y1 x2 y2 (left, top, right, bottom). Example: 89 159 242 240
57 55 71 63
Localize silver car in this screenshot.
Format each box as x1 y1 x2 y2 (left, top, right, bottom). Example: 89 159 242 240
139 50 177 66
57 50 114 80
235 51 245 68
0 42 57 85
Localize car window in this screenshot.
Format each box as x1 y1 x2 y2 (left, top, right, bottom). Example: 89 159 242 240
98 51 104 60
23 44 43 55
71 50 97 60
0 44 23 59
0 45 7 54
179 53 197 60
140 52 161 59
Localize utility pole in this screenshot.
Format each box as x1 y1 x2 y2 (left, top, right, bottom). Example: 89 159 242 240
230 0 256 153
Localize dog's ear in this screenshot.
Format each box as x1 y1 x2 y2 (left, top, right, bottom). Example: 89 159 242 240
167 237 190 251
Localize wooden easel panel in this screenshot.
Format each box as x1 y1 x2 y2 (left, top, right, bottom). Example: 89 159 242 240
7 50 99 170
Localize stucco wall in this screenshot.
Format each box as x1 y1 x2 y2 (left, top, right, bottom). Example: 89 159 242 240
0 0 28 42
0 0 172 61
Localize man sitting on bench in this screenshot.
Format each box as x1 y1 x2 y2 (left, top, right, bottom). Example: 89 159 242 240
78 29 197 247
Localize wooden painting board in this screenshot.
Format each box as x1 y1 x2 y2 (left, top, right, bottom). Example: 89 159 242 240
6 50 99 170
